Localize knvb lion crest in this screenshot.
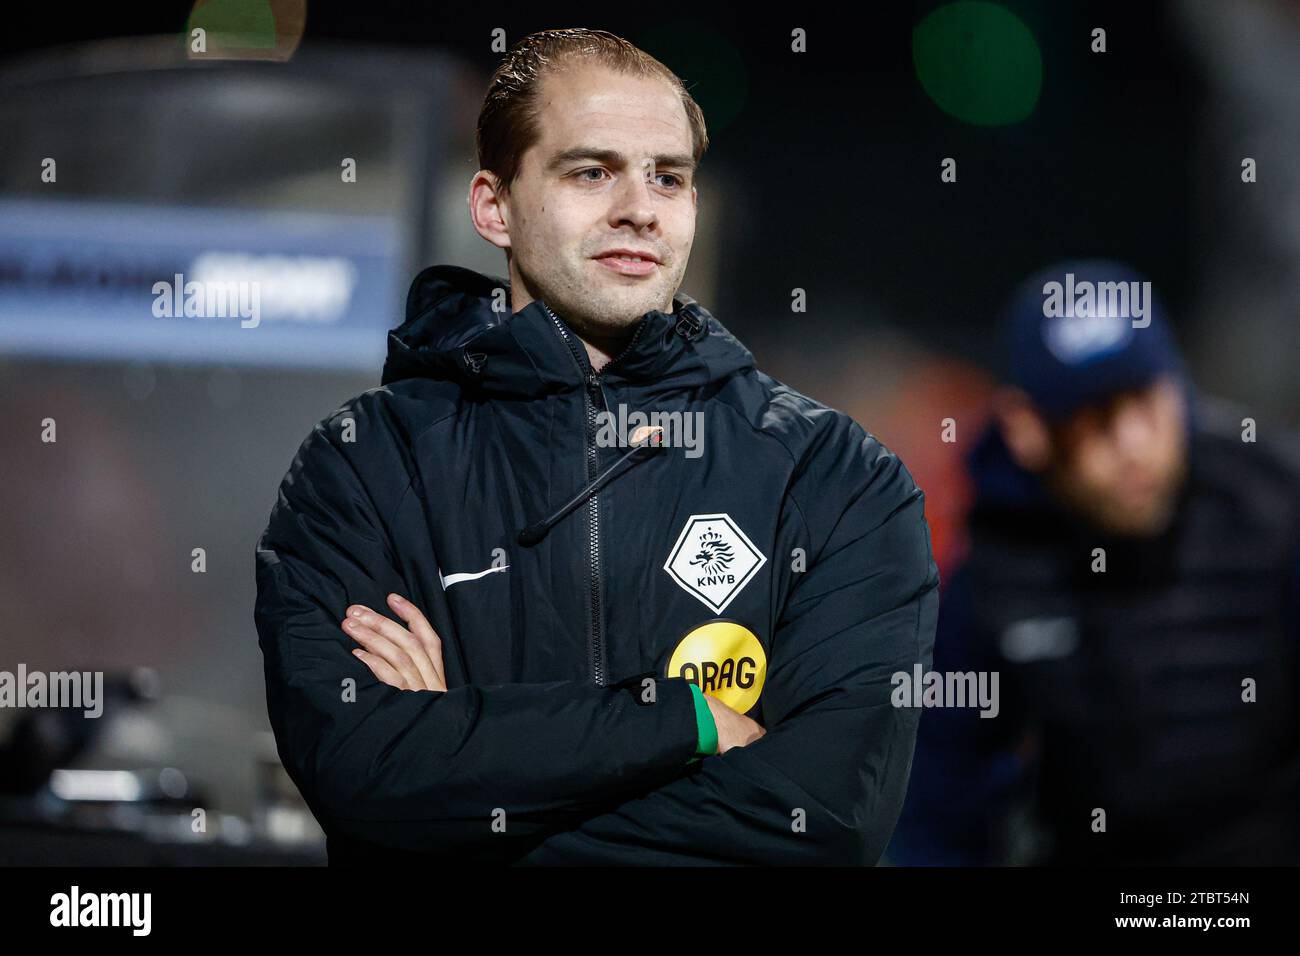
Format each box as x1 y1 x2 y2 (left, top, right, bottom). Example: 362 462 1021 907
664 514 766 613
689 530 735 576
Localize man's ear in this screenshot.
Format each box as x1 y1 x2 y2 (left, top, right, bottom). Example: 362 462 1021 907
467 170 511 252
993 387 1052 473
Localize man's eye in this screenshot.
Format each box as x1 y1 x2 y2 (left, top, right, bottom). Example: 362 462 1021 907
575 168 683 188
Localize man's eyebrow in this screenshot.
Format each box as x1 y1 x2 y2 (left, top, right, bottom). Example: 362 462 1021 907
545 147 697 174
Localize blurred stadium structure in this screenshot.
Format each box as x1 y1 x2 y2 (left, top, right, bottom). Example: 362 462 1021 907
0 1 1296 863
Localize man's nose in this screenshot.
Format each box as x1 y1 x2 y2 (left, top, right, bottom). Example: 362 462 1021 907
609 170 659 229
1112 404 1157 461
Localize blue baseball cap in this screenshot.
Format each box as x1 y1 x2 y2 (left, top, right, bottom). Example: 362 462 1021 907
1000 259 1185 422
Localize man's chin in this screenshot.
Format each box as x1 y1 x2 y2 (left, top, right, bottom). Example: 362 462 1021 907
575 291 668 328
558 306 645 347
1096 498 1177 538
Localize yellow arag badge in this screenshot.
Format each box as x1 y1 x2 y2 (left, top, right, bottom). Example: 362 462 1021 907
667 621 767 714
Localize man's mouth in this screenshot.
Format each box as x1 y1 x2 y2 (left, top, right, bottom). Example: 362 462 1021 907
593 252 659 277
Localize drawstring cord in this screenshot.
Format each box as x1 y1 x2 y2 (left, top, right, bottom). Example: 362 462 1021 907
517 428 665 547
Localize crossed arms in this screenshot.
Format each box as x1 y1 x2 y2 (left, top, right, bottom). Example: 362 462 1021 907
254 422 938 864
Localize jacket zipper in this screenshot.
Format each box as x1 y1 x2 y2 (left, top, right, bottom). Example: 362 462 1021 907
542 303 647 687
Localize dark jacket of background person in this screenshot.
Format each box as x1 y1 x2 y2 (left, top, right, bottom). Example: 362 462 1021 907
254 264 939 865
889 400 1300 865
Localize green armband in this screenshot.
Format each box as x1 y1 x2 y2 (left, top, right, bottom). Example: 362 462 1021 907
689 682 719 757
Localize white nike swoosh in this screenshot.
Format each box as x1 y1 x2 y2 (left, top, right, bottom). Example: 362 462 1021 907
439 565 510 590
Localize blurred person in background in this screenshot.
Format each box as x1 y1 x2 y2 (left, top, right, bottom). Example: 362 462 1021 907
888 260 1300 865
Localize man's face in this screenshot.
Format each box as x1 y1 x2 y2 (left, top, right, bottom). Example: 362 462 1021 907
500 63 697 342
1046 375 1189 537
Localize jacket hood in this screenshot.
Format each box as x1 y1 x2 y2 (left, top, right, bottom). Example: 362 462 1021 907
381 264 755 399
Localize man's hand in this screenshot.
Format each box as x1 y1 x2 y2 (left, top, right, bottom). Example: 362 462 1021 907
704 694 766 753
342 593 446 691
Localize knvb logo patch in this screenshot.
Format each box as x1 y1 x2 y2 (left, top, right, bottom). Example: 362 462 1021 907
664 514 766 613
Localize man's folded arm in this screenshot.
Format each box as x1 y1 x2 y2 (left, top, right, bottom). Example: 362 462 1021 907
517 435 941 865
254 419 699 857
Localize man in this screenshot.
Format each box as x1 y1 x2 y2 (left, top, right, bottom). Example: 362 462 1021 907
888 260 1300 865
253 28 938 865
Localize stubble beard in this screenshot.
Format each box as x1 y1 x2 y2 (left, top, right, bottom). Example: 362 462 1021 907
546 260 679 344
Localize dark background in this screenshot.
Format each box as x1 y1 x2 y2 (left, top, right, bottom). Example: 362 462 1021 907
1 0 1295 862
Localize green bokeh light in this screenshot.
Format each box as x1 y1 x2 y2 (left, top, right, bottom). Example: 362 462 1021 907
913 1 1042 126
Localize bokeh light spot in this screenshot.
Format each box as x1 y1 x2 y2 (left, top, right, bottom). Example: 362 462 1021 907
913 2 1042 126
